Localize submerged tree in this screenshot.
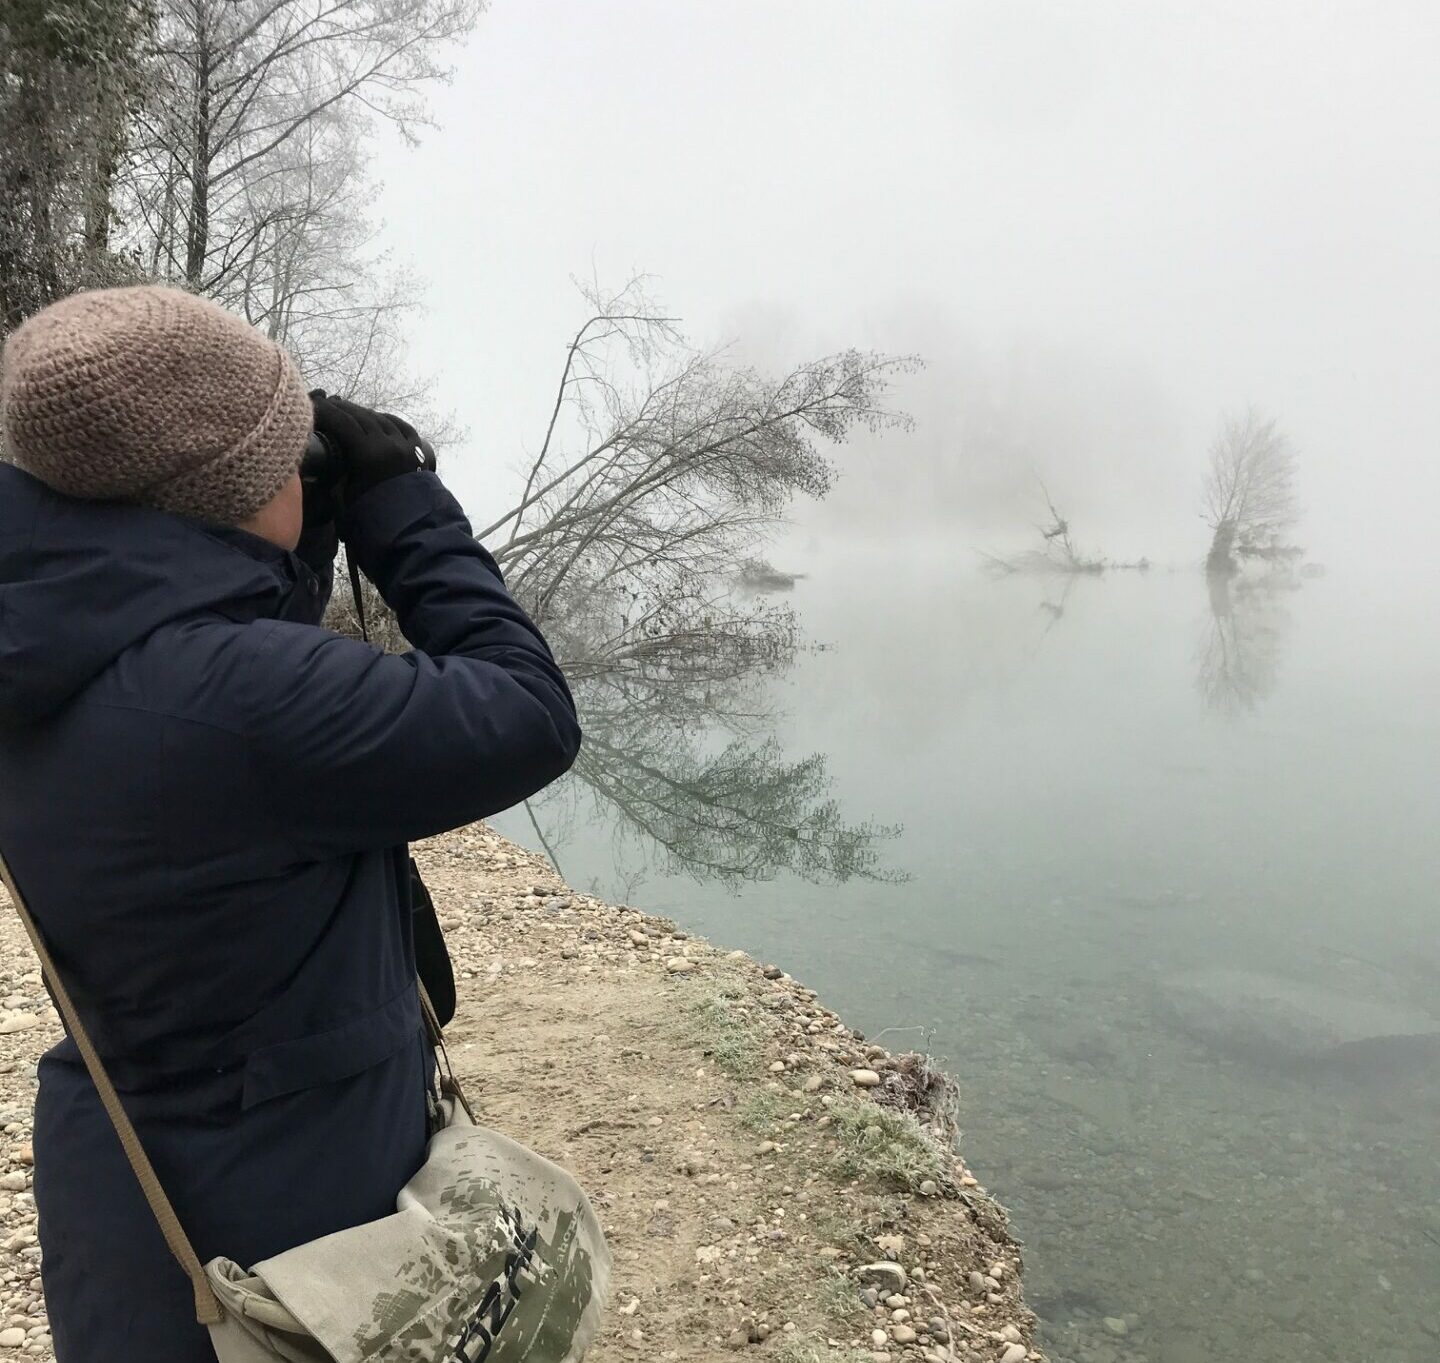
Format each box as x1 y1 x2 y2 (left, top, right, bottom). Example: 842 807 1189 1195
1201 407 1300 574
980 476 1109 575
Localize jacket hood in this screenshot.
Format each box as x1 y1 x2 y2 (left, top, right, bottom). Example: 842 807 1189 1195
0 463 303 723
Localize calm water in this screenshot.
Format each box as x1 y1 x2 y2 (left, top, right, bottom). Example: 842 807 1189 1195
496 543 1440 1363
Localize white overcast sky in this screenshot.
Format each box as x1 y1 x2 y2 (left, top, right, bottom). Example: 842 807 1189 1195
370 1 1440 566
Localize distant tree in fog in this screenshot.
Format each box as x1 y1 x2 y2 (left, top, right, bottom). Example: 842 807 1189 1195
1202 408 1300 574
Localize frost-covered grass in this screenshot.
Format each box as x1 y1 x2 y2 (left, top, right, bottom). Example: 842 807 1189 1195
828 1093 950 1192
684 981 764 1076
768 1336 872 1363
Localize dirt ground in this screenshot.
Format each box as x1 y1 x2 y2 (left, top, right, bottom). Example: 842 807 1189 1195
0 824 1041 1362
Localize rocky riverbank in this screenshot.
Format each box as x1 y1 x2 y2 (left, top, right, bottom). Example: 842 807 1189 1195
0 824 1042 1361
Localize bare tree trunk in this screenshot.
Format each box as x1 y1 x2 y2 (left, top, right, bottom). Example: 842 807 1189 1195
184 28 211 287
1206 519 1237 576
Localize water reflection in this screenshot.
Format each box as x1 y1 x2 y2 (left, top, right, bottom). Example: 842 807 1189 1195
537 589 904 891
1196 568 1296 715
499 560 1440 1363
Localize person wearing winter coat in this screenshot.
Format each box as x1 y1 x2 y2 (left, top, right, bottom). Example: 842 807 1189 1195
0 284 581 1362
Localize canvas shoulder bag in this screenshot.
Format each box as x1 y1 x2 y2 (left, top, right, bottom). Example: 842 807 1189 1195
0 850 611 1363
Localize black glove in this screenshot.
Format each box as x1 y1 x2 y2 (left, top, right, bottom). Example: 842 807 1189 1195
310 391 436 507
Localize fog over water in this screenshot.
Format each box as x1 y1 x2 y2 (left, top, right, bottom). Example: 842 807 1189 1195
364 4 1439 1359
376 1 1439 569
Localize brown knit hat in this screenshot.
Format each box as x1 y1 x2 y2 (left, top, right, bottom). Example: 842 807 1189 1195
0 285 311 525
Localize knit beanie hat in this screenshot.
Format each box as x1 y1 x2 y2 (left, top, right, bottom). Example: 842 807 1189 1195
0 285 311 525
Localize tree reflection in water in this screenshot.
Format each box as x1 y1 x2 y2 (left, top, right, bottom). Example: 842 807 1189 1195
530 579 904 892
1196 569 1297 716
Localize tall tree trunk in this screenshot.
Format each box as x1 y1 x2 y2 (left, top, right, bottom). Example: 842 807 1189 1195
83 87 120 257
1206 520 1237 576
185 33 211 287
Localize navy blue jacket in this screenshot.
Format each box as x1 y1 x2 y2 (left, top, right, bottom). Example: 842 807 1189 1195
0 464 579 1362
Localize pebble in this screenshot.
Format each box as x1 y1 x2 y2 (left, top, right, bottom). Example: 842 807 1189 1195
0 1174 25 1192
967 1270 986 1296
891 1324 917 1344
0 1330 22 1349
0 1016 37 1036
999 1346 1027 1363
664 957 694 973
801 1074 823 1093
1103 1316 1128 1336
850 1069 882 1087
918 1179 938 1197
871 1329 889 1348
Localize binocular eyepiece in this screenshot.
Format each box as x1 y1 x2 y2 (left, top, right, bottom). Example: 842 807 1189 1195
300 431 344 488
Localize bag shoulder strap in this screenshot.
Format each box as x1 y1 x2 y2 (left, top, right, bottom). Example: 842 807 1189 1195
0 850 224 1326
417 978 476 1124
0 847 476 1324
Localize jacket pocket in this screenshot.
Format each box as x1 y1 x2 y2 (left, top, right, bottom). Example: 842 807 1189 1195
240 987 420 1110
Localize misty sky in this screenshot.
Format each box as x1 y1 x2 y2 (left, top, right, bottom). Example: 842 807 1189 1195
370 2 1440 567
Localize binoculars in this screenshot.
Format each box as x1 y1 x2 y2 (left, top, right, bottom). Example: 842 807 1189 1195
300 429 437 490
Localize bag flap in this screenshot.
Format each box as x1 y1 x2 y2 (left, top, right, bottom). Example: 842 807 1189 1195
216 1113 610 1363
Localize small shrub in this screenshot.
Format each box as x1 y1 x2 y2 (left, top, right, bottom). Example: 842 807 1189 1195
828 1093 949 1192
816 1268 865 1320
685 985 764 1076
768 1337 871 1363
738 1089 790 1132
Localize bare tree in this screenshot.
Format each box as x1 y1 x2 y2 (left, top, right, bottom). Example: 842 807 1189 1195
209 108 450 422
124 0 479 291
1202 407 1300 574
475 281 916 662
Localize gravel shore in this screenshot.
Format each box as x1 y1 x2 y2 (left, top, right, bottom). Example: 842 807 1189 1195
0 823 1041 1361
